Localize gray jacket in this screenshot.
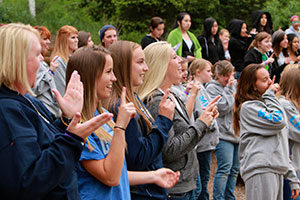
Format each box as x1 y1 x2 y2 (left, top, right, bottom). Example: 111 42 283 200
206 80 239 144
53 56 67 96
32 61 61 118
279 96 300 174
194 84 219 152
239 90 300 190
146 89 207 194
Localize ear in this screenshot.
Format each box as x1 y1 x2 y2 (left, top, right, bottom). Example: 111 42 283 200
150 26 153 32
257 41 261 47
177 20 181 27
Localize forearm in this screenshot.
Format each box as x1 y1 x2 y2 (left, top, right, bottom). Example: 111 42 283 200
185 93 197 118
128 171 156 186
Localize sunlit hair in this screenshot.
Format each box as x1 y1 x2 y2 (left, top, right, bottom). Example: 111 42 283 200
50 25 78 62
212 60 234 80
66 46 114 141
283 63 300 74
138 41 172 100
278 68 300 111
219 29 229 36
108 40 152 131
190 58 212 77
233 64 265 135
248 31 271 50
0 23 40 95
33 25 50 40
78 31 91 48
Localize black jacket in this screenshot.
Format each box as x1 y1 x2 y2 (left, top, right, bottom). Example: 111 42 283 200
251 10 274 35
228 19 253 72
141 34 160 49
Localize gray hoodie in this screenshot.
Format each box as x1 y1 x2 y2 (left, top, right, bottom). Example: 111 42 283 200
206 80 239 144
239 89 300 190
52 56 67 96
194 84 219 152
146 89 207 194
279 96 300 174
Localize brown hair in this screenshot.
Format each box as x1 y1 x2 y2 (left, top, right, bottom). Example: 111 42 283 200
190 58 212 77
212 60 234 79
108 40 152 131
33 25 50 40
233 64 265 135
248 31 271 50
77 31 91 48
50 25 78 62
66 46 114 141
149 17 164 32
278 68 300 111
272 30 288 57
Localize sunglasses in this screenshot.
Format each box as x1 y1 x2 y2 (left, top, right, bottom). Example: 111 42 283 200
291 21 300 24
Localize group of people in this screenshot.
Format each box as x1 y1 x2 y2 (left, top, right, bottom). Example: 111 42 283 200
0 10 299 200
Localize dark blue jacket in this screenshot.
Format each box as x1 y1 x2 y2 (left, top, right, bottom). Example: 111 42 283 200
112 99 173 200
0 85 84 200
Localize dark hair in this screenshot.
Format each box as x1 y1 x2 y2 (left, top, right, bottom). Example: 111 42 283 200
149 17 164 32
77 31 91 48
173 12 190 29
272 30 288 57
287 33 298 53
233 64 265 135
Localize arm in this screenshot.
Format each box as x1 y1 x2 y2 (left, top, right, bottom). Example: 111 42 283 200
53 57 67 96
185 81 201 118
32 62 54 96
128 168 180 188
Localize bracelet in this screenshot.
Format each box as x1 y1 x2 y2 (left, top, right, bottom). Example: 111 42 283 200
264 61 268 65
49 69 55 75
61 114 72 126
114 126 126 131
184 90 189 96
186 56 189 62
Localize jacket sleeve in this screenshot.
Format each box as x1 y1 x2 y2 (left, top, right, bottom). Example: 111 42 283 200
53 57 66 96
284 160 300 190
32 62 53 96
114 102 173 170
0 101 83 199
240 89 286 136
147 93 207 162
206 84 235 117
279 98 300 142
243 50 258 68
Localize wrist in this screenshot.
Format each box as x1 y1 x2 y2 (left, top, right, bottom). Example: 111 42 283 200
48 69 55 75
264 61 268 65
184 90 189 95
61 114 72 126
114 125 126 131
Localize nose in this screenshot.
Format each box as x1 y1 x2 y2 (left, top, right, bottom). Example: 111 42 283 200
111 72 117 82
143 63 149 72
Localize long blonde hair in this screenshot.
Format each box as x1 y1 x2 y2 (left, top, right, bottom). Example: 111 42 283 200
138 41 172 100
0 23 40 95
50 25 78 62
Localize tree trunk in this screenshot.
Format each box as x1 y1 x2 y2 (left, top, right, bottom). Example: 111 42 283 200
28 0 36 17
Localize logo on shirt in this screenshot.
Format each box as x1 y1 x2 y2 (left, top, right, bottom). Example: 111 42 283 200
257 110 283 122
289 116 300 132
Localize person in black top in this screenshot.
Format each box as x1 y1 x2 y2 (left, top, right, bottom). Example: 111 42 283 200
197 17 225 64
251 10 274 35
141 17 165 49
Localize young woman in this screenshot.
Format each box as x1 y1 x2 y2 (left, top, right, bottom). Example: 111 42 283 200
141 17 165 49
271 30 291 83
278 68 300 200
251 10 274 35
244 32 274 71
233 64 300 200
205 60 240 200
138 41 220 200
50 25 78 96
197 17 225 64
228 19 253 78
66 46 179 200
107 40 178 200
287 33 300 63
167 12 202 63
219 29 231 61
190 58 220 200
0 23 112 199
32 25 60 117
78 31 94 48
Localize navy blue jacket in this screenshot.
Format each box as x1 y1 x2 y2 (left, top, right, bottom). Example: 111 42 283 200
0 85 84 200
112 99 173 200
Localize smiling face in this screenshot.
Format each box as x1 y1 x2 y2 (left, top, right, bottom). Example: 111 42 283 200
178 14 191 32
240 23 248 37
255 68 272 94
198 64 213 84
180 62 188 82
291 16 299 31
258 36 272 53
131 47 149 87
40 34 50 56
27 33 44 88
291 36 299 52
87 36 94 47
280 34 288 49
68 33 78 53
166 49 183 85
96 55 116 100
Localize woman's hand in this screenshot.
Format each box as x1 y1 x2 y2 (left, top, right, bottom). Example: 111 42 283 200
49 57 59 72
115 87 136 129
53 70 83 118
152 168 180 188
190 80 201 97
158 89 175 120
67 112 113 139
199 96 221 126
268 76 280 93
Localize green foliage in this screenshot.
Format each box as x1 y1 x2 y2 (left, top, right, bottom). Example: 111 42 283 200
263 0 300 30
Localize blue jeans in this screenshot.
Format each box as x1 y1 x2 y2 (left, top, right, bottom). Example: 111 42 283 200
213 140 240 200
167 190 193 200
284 178 300 200
191 173 201 200
197 150 212 200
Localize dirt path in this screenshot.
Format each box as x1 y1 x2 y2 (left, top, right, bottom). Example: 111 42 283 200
207 152 246 200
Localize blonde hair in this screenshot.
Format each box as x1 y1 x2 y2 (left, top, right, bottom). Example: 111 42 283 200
0 23 40 95
282 63 300 74
278 68 300 111
138 41 172 100
190 58 212 77
219 29 229 36
50 25 78 62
